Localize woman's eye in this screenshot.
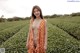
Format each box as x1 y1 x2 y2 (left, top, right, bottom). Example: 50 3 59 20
34 10 39 13
34 11 36 13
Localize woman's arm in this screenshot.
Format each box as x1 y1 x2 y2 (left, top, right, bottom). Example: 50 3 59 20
26 19 32 48
44 19 47 50
26 18 34 44
26 26 30 48
26 32 29 46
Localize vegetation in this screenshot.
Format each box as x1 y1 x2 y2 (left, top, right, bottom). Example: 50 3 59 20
0 14 80 53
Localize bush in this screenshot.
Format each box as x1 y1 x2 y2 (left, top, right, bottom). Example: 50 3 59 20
47 23 80 53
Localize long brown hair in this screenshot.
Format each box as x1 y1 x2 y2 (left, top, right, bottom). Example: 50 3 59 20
31 5 44 20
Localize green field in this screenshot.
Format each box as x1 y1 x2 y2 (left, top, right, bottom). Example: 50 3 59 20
0 16 80 53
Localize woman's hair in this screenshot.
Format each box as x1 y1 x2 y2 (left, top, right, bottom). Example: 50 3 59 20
31 5 44 20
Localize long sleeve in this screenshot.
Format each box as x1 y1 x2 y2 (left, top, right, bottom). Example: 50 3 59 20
44 19 47 50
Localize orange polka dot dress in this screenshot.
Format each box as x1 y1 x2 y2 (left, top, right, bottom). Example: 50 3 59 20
26 18 47 53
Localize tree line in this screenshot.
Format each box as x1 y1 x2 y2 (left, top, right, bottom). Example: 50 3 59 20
0 12 80 22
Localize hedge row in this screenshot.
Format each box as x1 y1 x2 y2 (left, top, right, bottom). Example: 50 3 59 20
0 24 29 53
0 20 27 31
48 18 80 40
47 22 80 53
0 24 26 45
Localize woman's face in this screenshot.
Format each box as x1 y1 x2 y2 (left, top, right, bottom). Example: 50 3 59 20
33 8 40 18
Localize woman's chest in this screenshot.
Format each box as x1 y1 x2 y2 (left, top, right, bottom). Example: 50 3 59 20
32 19 42 29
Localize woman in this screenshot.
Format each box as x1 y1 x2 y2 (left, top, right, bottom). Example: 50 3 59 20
26 5 47 53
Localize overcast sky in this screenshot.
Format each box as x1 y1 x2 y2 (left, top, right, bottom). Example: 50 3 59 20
0 0 80 18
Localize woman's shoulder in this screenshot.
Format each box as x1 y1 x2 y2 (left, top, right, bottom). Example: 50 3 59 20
43 19 47 23
30 18 34 24
41 19 47 25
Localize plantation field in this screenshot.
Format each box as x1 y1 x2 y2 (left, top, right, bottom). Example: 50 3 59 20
0 16 80 53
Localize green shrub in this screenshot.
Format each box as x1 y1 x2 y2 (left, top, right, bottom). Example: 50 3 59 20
47 23 80 53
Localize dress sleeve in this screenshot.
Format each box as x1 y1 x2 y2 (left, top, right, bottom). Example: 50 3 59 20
44 19 48 49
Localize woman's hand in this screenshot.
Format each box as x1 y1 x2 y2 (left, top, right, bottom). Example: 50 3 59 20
35 48 37 52
26 43 29 49
44 46 47 51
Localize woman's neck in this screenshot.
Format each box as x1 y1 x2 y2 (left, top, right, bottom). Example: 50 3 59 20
36 16 41 20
